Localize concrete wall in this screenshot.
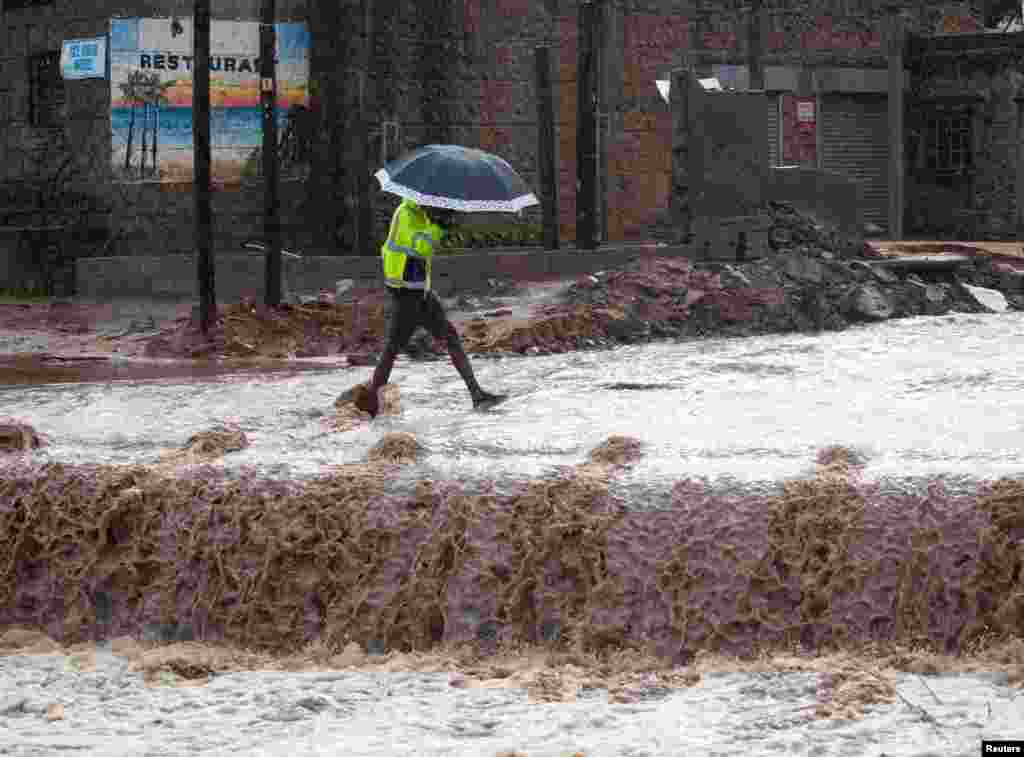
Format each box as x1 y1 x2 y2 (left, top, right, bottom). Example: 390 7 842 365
0 225 78 294
693 90 772 218
75 244 714 301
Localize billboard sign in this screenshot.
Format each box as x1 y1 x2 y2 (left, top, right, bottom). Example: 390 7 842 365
61 37 107 80
109 17 311 184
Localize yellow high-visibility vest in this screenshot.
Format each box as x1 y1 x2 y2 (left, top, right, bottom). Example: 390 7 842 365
380 199 443 292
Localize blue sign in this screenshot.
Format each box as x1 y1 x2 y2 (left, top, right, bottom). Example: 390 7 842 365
60 37 107 80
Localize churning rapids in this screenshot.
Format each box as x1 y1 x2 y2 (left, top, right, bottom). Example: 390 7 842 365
2 310 1024 756
3 310 1024 490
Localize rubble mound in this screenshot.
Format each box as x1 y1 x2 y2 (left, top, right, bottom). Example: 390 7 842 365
461 305 612 355
587 435 644 467
815 444 869 479
335 383 401 416
157 425 248 467
0 419 45 453
328 384 402 432
0 627 62 654
143 295 390 360
766 200 867 259
367 432 423 464
1 444 1022 664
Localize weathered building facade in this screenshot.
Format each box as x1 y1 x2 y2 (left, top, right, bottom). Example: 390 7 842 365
0 0 1018 274
906 30 1024 239
0 0 314 269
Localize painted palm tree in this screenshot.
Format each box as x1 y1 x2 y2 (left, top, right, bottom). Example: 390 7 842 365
118 70 147 174
140 74 174 178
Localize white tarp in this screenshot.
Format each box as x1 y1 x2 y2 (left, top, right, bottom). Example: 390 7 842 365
655 77 722 103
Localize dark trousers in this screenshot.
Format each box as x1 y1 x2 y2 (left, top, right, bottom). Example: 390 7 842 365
370 287 482 396
385 287 452 350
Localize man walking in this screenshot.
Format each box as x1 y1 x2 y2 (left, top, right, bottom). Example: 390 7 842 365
360 198 507 417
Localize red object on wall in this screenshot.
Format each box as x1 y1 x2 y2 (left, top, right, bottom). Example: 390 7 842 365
769 15 881 51
480 81 514 123
559 16 579 67
465 0 481 35
781 95 817 164
497 0 530 16
942 14 979 34
702 31 737 50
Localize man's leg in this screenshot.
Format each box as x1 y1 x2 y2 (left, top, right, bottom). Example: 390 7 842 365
364 289 417 416
423 292 506 408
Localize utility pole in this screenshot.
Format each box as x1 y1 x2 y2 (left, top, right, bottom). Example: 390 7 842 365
193 0 215 335
748 0 765 90
354 0 375 257
534 45 559 250
886 3 905 239
576 0 599 250
260 0 282 305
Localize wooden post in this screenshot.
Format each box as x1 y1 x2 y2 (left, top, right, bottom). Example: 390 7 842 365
354 0 375 257
1016 96 1024 229
748 0 765 90
670 67 695 244
576 0 598 250
193 0 215 334
260 0 282 306
534 45 559 250
354 74 374 256
596 0 609 243
887 5 905 239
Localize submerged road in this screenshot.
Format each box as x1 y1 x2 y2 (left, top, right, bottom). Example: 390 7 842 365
2 309 1024 491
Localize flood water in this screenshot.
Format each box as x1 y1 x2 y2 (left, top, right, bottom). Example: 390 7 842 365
3 311 1024 492
4 311 1024 756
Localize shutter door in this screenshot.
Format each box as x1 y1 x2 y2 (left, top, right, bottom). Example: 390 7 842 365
820 95 889 230
768 94 779 167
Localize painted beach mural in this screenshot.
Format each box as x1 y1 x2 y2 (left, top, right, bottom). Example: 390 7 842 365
110 18 311 184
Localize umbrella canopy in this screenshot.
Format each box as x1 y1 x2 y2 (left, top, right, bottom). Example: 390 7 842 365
374 144 539 213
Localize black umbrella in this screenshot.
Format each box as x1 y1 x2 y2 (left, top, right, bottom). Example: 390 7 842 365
374 144 539 213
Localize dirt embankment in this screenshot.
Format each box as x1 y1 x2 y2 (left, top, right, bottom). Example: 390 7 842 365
70 249 1014 365
3 203 1024 369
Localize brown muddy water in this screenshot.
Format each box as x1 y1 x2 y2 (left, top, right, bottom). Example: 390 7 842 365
2 309 1024 756
0 354 349 387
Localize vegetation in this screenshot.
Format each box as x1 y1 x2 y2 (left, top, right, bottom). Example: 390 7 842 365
439 222 544 253
0 288 52 302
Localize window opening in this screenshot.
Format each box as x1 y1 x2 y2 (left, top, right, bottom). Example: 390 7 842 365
28 50 64 128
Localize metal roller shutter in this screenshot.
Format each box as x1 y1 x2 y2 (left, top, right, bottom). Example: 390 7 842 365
768 94 780 167
820 95 889 230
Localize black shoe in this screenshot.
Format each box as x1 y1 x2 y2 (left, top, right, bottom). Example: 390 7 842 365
472 391 508 410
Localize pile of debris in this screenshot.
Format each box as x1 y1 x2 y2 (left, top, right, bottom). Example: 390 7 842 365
0 419 45 453
141 294 390 362
765 200 869 260
124 204 1022 364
